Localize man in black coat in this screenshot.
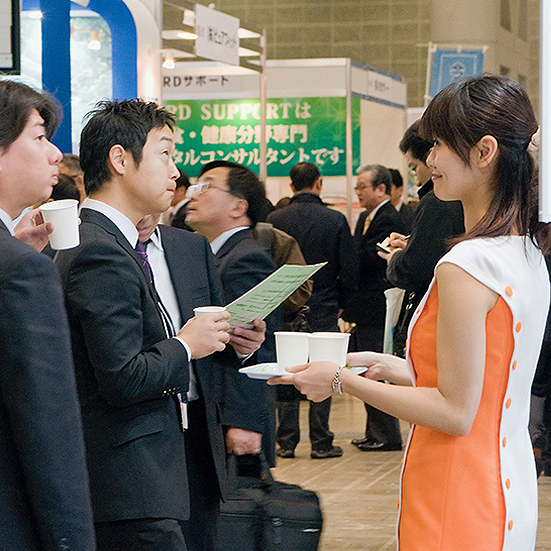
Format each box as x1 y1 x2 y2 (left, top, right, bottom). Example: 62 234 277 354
0 80 95 551
55 100 238 551
384 121 464 358
267 162 357 459
342 164 405 452
186 160 279 467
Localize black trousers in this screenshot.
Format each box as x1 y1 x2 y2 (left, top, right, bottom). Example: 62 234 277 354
276 393 334 452
350 325 402 447
95 519 187 551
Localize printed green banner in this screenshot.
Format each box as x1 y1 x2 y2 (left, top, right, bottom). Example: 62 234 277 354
164 97 361 177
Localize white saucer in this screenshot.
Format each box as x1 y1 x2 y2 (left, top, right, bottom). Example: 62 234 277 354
239 364 368 379
239 363 288 380
347 366 368 375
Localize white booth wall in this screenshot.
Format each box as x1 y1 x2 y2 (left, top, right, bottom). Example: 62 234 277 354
163 58 407 225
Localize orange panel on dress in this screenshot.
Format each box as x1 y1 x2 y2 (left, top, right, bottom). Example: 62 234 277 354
398 285 514 550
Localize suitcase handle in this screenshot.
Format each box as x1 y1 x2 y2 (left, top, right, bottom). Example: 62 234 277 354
227 452 276 489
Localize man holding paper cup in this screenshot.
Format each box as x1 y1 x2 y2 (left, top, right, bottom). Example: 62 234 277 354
0 80 95 551
186 160 280 467
55 100 236 551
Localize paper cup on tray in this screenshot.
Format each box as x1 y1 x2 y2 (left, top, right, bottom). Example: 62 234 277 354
308 332 350 366
275 331 310 371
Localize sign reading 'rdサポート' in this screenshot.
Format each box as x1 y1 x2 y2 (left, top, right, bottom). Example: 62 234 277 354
164 97 360 177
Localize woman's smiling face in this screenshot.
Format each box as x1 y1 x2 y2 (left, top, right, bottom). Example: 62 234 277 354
425 139 481 203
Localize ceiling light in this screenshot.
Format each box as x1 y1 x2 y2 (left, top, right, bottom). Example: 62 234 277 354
163 55 175 69
177 31 197 40
88 31 101 50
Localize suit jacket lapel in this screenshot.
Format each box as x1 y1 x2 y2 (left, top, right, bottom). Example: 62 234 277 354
0 219 11 236
214 228 250 265
80 208 158 301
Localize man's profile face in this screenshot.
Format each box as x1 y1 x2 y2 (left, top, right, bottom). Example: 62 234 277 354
0 109 62 218
186 166 238 234
390 183 403 207
124 125 179 216
405 150 432 187
355 171 384 212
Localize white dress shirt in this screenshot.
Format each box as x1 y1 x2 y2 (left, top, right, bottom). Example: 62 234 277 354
146 228 199 401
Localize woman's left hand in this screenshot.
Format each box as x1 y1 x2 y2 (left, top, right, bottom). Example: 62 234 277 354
268 361 339 402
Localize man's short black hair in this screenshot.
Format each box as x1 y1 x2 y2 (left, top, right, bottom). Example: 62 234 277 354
289 162 321 191
0 79 61 151
175 169 190 190
51 173 81 202
389 168 403 189
60 153 83 176
199 160 267 228
399 120 432 163
79 99 175 196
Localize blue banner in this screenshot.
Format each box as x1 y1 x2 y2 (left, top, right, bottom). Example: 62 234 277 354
429 50 484 99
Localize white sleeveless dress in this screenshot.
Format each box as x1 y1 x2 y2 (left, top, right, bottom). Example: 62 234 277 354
398 236 549 551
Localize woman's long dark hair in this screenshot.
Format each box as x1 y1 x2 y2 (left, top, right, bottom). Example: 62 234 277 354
419 74 548 252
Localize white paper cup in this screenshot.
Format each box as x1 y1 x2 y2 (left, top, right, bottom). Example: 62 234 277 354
275 331 310 370
193 306 227 319
39 199 79 250
308 332 351 366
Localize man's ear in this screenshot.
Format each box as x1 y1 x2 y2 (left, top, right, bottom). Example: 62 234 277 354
377 183 387 196
313 177 322 193
229 197 249 219
290 182 297 194
108 144 129 176
474 135 499 168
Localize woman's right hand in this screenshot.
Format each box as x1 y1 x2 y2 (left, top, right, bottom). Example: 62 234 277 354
388 232 408 251
347 351 412 386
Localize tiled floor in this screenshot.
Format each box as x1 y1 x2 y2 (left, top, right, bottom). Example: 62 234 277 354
272 394 551 550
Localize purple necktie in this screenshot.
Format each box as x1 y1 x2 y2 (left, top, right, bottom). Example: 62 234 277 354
135 240 154 285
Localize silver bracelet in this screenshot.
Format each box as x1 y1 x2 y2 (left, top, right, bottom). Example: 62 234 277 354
332 365 344 395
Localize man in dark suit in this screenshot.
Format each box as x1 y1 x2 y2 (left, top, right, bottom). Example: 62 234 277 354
342 164 405 452
385 121 464 358
0 80 95 551
389 168 415 234
267 162 357 459
186 160 279 467
136 213 266 551
55 100 237 551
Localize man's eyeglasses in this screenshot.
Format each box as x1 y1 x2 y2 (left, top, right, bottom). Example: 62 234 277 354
186 180 235 199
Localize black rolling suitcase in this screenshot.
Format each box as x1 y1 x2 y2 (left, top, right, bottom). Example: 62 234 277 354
214 454 323 551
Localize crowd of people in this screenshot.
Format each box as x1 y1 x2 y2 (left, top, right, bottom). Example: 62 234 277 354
1 72 550 551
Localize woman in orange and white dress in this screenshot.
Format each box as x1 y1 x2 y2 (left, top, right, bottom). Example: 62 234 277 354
270 74 550 551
